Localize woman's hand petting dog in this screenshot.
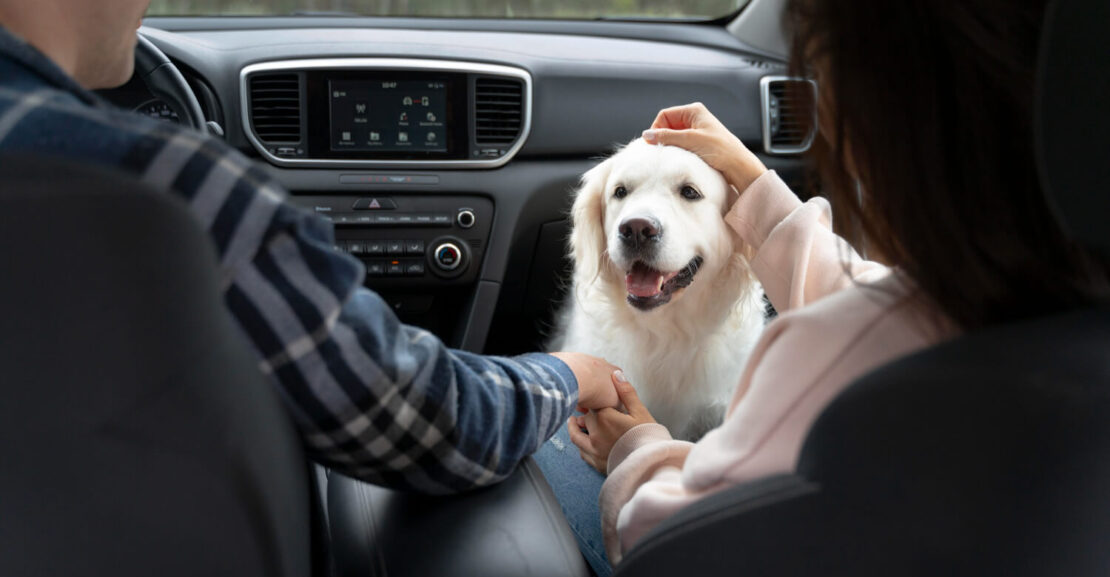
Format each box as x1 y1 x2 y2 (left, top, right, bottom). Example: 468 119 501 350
550 351 622 412
568 370 658 474
641 102 768 195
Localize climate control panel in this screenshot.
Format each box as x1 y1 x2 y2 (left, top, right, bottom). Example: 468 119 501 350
290 194 492 288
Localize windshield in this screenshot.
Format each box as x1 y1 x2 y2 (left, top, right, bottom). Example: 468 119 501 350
145 0 747 21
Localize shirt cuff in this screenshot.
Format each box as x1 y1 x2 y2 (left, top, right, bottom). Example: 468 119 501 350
607 423 674 475
517 352 579 403
724 170 803 251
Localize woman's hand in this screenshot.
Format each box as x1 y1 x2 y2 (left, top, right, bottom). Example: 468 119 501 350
549 351 622 411
568 370 657 474
642 102 768 194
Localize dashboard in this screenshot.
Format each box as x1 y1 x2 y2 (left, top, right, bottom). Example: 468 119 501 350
102 17 810 355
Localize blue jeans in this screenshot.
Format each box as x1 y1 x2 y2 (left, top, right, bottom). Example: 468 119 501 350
533 425 612 577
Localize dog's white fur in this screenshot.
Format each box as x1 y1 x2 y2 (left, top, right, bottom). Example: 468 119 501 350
549 139 765 441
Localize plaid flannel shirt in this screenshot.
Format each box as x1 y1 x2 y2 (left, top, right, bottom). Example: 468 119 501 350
0 27 578 493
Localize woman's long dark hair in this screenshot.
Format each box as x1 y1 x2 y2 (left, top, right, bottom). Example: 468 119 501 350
785 0 1109 331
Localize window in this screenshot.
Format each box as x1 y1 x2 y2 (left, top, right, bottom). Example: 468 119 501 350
146 0 748 21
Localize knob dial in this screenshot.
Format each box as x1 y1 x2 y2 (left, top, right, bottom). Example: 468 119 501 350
456 209 476 229
433 242 463 272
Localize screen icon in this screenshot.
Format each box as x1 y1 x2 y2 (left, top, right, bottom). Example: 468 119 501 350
426 112 436 122
369 131 380 142
341 131 351 141
398 132 409 143
421 96 430 106
402 96 413 106
355 103 367 114
426 132 437 141
399 112 408 122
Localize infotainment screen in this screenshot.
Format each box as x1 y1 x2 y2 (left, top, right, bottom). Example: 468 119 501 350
329 80 449 153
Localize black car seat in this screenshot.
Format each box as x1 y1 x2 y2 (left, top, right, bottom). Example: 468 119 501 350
614 0 1110 574
0 157 320 576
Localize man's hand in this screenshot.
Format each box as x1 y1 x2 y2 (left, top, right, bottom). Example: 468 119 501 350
549 351 621 411
567 370 657 474
641 102 768 194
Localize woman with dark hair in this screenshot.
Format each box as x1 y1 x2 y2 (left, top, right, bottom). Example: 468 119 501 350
556 0 1110 573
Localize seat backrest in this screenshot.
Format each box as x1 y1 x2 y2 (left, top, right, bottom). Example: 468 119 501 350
615 0 1110 574
1036 0 1110 255
0 156 311 577
616 310 1110 576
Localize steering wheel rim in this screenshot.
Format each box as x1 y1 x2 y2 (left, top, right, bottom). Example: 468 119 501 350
133 33 206 132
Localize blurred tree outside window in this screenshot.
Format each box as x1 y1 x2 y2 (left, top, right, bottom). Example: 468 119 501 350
146 0 747 20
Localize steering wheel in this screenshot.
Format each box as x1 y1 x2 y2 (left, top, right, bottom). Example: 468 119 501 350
133 34 207 132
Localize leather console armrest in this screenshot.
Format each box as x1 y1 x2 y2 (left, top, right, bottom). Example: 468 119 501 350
328 457 590 577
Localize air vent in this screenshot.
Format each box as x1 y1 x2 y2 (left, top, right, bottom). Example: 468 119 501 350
249 73 303 144
474 77 524 146
760 76 817 155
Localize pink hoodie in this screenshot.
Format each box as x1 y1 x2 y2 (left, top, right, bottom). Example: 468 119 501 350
599 170 953 563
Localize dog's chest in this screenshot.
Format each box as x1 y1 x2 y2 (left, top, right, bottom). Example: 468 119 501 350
592 330 745 439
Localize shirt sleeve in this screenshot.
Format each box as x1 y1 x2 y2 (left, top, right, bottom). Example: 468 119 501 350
162 134 579 494
724 170 889 314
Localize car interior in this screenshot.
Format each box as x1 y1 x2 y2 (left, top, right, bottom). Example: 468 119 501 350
1 0 1107 574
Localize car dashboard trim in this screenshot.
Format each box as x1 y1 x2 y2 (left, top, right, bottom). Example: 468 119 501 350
239 58 533 169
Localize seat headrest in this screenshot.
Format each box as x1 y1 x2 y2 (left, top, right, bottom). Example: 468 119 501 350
1035 0 1110 254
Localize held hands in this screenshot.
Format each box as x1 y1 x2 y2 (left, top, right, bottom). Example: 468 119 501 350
568 370 657 474
641 102 768 194
550 351 622 411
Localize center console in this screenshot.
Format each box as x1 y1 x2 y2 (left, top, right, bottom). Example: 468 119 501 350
240 58 532 169
244 59 587 577
244 58 533 344
288 192 493 343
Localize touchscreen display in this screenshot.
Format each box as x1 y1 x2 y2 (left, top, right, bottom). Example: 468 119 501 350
329 80 449 152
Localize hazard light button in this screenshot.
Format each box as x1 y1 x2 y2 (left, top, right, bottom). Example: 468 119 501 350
352 197 398 210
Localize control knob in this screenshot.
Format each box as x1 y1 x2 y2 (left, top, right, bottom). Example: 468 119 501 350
456 209 476 229
433 242 463 272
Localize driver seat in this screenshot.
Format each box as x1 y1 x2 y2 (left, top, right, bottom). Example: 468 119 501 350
0 157 319 576
614 0 1110 574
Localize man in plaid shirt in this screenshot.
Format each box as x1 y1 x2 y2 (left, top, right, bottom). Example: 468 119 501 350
0 0 622 493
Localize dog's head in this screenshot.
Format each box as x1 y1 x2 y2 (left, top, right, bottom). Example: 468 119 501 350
570 138 743 312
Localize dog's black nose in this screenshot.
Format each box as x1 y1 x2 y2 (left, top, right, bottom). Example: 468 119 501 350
619 217 662 250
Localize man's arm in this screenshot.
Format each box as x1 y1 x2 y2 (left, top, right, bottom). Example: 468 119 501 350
140 125 584 493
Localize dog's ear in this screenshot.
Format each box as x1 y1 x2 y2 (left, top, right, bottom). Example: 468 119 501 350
569 157 614 284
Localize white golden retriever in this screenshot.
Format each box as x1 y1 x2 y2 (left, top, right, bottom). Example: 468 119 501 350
549 139 765 441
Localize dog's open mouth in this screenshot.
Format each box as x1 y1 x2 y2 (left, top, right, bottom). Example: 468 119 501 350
625 256 703 311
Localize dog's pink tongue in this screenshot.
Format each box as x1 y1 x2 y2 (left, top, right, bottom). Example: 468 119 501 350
626 263 665 298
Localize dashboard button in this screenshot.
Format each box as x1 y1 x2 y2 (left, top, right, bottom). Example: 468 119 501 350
405 240 426 255
433 243 462 272
347 241 366 255
456 209 476 229
386 261 405 276
432 214 452 226
353 197 397 210
386 241 405 255
366 241 385 255
366 261 385 276
405 260 426 276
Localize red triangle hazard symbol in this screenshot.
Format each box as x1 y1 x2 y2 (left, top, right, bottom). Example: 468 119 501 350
369 199 381 209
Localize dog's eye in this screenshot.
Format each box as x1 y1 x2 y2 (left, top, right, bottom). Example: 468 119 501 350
614 186 628 199
680 185 702 201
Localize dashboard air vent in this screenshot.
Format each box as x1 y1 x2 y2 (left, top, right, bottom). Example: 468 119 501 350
760 76 817 155
249 73 303 144
474 77 524 146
